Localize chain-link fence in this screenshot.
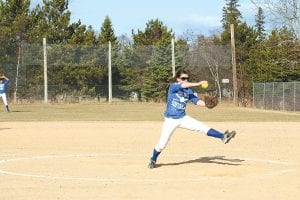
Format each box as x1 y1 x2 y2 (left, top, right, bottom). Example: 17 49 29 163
0 41 233 103
253 82 300 112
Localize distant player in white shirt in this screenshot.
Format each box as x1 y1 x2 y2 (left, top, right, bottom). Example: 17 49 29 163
148 69 236 169
0 74 10 112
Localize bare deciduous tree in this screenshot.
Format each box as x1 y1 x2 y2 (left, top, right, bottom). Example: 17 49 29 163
251 0 300 37
198 44 232 103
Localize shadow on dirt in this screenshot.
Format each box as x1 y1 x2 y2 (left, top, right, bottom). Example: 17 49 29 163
0 128 11 131
156 156 245 168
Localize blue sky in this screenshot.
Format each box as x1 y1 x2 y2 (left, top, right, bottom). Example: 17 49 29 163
31 0 260 37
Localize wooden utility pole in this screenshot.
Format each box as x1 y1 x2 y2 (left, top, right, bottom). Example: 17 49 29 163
230 24 238 105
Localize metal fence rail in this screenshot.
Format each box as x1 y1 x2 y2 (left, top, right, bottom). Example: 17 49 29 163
253 82 300 112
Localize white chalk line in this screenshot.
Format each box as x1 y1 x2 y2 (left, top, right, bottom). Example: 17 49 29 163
0 154 296 182
0 169 224 183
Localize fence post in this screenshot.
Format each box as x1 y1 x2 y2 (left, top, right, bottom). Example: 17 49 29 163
272 82 274 110
171 38 175 77
14 37 21 103
263 83 265 109
282 82 285 111
294 82 296 112
252 82 255 108
43 38 48 103
108 41 112 104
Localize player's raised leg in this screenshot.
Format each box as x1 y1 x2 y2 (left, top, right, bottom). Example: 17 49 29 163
179 115 236 144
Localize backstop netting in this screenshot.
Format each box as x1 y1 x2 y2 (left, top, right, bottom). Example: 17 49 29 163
0 41 232 103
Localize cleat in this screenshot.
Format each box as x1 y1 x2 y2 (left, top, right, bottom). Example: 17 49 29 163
148 159 156 169
6 105 9 112
222 130 236 144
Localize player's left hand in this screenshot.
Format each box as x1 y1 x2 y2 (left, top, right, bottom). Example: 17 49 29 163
204 94 218 109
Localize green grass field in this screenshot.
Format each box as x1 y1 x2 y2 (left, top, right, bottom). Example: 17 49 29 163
0 102 299 122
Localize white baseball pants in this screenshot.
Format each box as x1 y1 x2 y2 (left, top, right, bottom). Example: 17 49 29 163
154 115 210 152
0 93 8 105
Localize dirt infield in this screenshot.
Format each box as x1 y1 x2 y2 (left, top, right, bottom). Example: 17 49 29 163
0 121 299 200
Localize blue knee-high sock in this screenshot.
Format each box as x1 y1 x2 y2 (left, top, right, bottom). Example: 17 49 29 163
207 128 224 139
150 148 161 162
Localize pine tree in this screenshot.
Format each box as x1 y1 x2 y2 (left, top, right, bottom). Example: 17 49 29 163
84 26 97 45
0 0 30 59
96 16 121 100
255 7 266 41
141 65 170 102
132 19 173 46
0 0 31 102
97 16 119 70
28 0 71 43
98 16 118 46
68 20 87 44
221 0 242 43
175 38 189 68
132 19 174 101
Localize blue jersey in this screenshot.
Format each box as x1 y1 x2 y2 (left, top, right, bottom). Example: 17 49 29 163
164 83 198 119
0 80 9 94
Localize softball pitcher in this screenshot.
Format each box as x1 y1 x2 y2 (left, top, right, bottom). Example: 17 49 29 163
148 69 236 169
0 74 10 112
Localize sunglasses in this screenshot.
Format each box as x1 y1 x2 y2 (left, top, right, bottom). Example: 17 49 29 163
180 77 189 81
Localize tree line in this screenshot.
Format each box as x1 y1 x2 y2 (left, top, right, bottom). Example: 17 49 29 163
0 0 299 104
